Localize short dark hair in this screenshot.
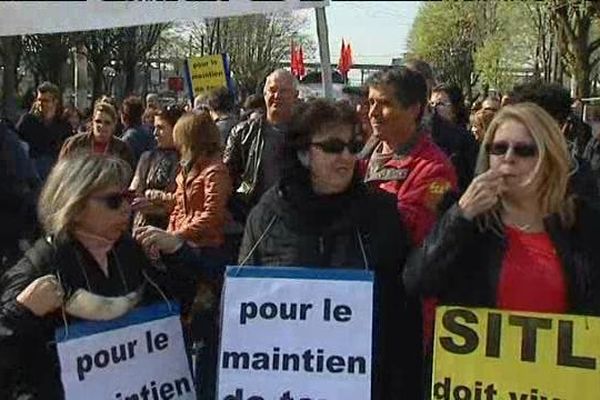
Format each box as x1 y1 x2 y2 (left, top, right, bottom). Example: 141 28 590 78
207 87 234 113
404 59 434 84
432 83 469 128
243 94 266 111
155 104 184 127
121 96 144 127
509 81 571 125
37 81 61 101
366 66 428 111
288 98 359 150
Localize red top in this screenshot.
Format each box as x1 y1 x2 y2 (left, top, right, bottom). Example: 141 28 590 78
497 226 568 313
92 140 109 154
361 133 457 246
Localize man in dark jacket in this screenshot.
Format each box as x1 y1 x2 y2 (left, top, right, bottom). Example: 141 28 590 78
223 69 298 219
206 87 238 146
0 121 39 273
16 81 71 181
121 96 156 164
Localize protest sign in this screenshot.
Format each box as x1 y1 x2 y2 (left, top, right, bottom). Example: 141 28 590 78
184 54 232 100
432 306 600 400
217 266 373 400
0 0 328 36
56 303 196 400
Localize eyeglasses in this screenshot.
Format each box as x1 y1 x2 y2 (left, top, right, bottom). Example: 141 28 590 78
91 191 135 210
485 141 538 158
310 139 363 155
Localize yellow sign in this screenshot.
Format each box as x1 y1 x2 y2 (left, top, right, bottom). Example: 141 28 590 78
187 54 230 96
433 306 600 400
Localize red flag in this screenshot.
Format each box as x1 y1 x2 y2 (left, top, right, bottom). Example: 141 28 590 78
291 40 299 77
345 43 354 70
338 39 348 77
298 45 306 79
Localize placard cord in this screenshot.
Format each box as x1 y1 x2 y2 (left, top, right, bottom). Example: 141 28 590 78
235 215 278 275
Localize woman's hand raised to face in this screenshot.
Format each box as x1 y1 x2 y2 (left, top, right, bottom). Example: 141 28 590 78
16 275 64 317
458 169 507 220
131 196 153 212
134 226 184 255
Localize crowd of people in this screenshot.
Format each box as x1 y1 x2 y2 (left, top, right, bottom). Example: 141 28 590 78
1 59 600 400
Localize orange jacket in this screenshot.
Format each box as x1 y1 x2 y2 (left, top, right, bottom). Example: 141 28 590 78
168 157 232 247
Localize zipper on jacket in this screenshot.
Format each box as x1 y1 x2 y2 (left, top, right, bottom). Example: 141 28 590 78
318 236 325 255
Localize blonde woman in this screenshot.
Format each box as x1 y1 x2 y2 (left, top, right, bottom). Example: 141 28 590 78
404 102 600 315
0 155 200 399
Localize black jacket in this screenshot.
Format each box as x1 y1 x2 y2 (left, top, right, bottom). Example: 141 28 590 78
16 113 71 159
239 177 421 399
403 200 600 314
0 235 199 400
429 113 478 194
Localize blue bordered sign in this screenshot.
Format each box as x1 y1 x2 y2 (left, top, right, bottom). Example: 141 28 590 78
56 303 196 400
217 266 374 400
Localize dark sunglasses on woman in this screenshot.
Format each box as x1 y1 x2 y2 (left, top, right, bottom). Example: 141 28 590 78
92 190 136 210
485 141 538 158
310 138 363 155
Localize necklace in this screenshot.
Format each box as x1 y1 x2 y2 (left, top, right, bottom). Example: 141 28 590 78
513 223 533 232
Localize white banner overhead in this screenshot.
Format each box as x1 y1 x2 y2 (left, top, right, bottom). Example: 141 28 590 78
0 0 328 36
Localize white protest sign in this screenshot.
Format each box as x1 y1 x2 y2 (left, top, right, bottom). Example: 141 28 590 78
0 0 328 36
56 303 196 400
217 266 373 400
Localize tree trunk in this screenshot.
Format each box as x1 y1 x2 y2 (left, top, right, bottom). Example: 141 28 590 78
573 30 592 98
124 62 136 96
0 36 20 122
91 67 104 103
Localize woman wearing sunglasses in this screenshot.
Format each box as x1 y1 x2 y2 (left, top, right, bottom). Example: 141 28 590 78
238 98 418 399
59 101 135 169
130 105 184 230
404 102 600 316
0 154 202 399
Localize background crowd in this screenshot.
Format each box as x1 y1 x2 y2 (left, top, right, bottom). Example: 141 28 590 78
1 59 600 400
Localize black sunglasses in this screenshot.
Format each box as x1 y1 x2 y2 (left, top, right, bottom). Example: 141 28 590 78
92 191 135 210
485 141 538 158
310 139 363 155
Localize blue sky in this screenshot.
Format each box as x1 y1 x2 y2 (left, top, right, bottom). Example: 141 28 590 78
301 1 422 65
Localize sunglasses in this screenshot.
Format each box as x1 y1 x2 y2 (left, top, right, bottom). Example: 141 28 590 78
310 139 363 155
91 190 136 210
485 141 538 158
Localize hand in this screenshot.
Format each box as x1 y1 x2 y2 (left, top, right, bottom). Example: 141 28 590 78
131 196 153 212
145 189 166 203
458 169 506 220
16 275 64 317
134 226 184 255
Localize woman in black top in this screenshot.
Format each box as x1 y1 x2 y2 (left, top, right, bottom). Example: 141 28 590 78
239 98 420 400
130 105 184 230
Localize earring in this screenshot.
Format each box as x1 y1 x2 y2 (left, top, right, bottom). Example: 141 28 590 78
297 150 310 168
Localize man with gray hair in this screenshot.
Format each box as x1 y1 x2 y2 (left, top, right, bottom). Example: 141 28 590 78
223 69 299 218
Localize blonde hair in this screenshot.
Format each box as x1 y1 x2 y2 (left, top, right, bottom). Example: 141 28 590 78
172 111 221 162
476 102 575 230
38 154 132 237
